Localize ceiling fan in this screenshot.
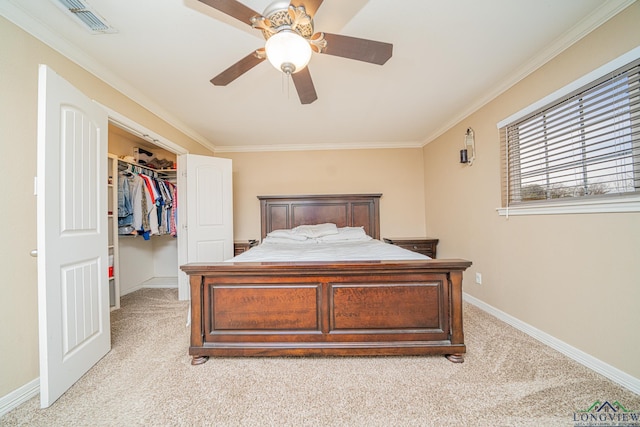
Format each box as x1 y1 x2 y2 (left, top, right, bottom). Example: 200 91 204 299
198 0 393 104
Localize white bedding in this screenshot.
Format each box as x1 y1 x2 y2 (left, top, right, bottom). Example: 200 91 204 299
228 239 430 262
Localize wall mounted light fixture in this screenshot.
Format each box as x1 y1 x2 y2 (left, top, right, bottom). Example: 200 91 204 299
460 127 475 165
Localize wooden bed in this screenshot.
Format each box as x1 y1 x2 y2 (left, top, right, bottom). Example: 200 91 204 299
180 194 471 365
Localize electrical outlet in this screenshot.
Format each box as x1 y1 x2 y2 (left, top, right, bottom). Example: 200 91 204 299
475 272 482 285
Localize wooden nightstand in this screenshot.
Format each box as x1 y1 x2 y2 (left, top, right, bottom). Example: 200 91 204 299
233 239 258 256
383 237 439 258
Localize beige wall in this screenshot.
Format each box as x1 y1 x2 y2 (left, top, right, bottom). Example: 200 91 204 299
0 17 213 397
216 149 426 240
423 3 640 379
0 16 426 399
3 2 639 402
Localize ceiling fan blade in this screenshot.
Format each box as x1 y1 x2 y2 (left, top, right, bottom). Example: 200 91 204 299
321 33 393 65
197 0 260 26
291 67 318 104
210 50 266 86
291 0 324 19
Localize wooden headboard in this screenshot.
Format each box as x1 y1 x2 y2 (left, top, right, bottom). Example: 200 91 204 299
258 194 381 240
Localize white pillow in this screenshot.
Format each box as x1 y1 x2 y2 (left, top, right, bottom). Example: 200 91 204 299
292 223 339 238
317 226 372 242
266 229 308 241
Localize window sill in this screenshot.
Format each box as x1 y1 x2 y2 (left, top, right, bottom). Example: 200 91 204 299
497 195 640 216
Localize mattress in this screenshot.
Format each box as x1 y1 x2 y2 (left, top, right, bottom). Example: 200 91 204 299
228 239 430 262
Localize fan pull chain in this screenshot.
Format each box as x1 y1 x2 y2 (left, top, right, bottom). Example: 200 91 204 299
281 71 291 100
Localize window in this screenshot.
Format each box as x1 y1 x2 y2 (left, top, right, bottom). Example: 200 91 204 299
498 52 640 215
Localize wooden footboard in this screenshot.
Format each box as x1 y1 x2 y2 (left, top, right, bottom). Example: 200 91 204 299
181 259 471 364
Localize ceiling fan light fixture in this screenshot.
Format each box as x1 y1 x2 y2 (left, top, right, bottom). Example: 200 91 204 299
265 30 312 74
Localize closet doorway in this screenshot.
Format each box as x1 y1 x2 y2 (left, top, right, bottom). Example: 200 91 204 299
105 109 233 306
108 123 181 301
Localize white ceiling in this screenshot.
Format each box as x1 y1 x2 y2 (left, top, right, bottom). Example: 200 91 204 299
1 0 633 152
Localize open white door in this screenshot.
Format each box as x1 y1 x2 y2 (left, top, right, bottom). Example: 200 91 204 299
36 65 110 408
177 154 233 299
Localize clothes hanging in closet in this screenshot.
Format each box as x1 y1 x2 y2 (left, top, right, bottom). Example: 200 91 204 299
117 166 177 239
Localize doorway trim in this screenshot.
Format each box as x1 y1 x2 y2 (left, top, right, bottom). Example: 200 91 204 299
100 105 189 156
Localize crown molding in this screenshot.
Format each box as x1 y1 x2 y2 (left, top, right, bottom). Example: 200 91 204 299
213 140 424 153
0 0 217 153
420 0 637 147
3 0 634 154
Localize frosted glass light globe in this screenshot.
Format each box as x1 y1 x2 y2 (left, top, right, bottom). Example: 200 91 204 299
265 30 312 74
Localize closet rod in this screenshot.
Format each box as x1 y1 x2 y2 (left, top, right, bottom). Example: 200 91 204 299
117 158 159 178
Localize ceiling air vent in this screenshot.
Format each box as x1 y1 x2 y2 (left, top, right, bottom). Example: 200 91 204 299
54 0 117 34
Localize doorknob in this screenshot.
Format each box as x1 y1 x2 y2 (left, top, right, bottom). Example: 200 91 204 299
30 250 38 257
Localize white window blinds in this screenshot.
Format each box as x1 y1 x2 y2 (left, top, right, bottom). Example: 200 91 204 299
501 58 640 207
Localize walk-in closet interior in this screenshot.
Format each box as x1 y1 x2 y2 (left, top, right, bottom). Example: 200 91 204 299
108 124 178 309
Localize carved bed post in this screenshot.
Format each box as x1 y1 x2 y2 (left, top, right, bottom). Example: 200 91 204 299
189 274 209 365
446 270 465 363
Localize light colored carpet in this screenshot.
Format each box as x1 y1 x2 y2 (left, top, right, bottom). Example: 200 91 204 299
2 288 638 426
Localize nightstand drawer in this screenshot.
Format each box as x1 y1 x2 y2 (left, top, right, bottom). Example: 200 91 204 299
398 243 434 256
233 239 258 256
383 238 438 258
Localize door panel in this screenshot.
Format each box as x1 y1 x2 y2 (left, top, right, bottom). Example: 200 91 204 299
185 154 233 264
60 106 99 232
37 65 110 408
178 154 233 300
61 259 101 354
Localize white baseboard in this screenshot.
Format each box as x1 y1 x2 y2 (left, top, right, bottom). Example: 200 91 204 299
0 378 39 417
141 276 178 288
121 277 178 296
120 283 143 296
0 277 178 415
464 293 640 395
4 294 635 417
